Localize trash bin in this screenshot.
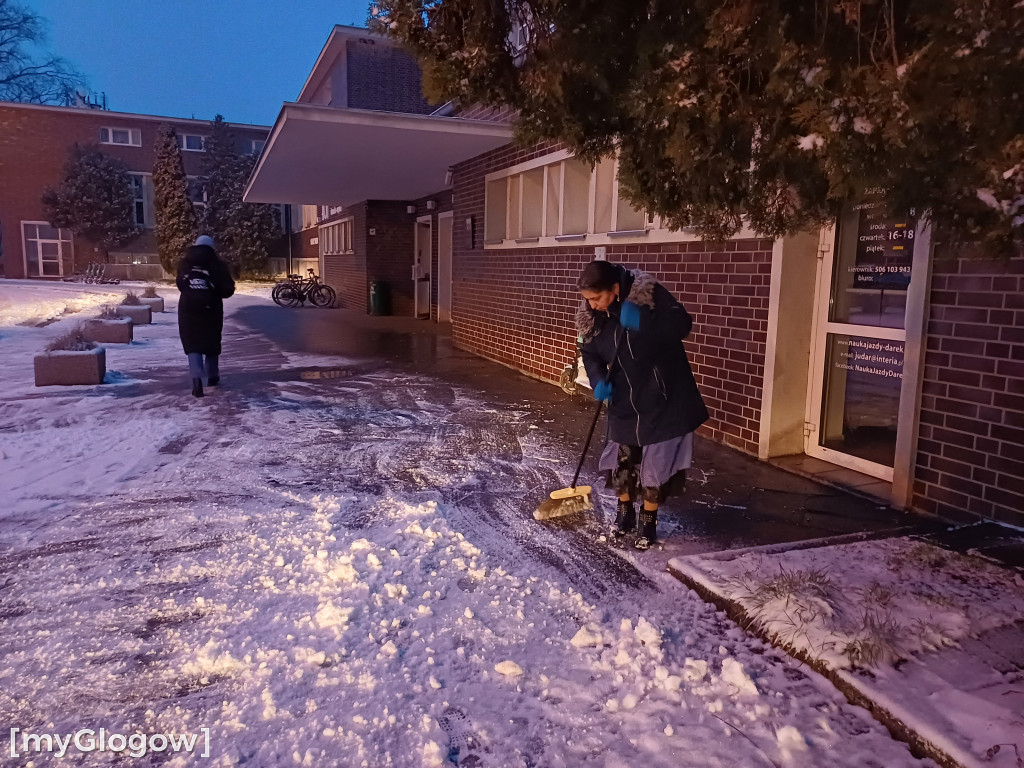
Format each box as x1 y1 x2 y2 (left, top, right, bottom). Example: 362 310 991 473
369 280 391 316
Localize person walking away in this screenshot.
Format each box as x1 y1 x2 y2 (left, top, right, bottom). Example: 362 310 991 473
576 259 708 550
176 235 235 398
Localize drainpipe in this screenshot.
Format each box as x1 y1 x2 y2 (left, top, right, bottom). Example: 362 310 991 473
285 206 293 276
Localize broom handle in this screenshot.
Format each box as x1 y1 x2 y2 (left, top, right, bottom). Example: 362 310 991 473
569 399 603 490
569 328 628 490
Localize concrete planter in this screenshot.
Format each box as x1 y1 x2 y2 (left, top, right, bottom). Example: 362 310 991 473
116 304 152 325
34 347 106 387
82 317 133 344
139 296 164 313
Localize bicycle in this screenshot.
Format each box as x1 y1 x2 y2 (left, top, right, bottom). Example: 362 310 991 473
273 268 335 308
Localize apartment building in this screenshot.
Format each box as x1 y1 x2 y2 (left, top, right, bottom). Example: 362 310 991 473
0 100 281 281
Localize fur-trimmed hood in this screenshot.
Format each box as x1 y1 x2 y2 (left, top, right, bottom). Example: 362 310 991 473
575 267 658 339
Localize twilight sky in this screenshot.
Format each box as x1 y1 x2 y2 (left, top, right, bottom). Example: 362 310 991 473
27 0 370 126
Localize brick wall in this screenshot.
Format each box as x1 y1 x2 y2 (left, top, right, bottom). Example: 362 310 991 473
365 201 415 316
914 253 1024 527
451 143 771 455
290 226 321 265
0 102 270 278
322 203 367 311
346 44 434 115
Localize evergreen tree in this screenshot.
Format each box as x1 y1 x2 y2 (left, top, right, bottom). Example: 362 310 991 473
41 144 141 261
201 115 281 276
152 124 197 272
372 0 1024 251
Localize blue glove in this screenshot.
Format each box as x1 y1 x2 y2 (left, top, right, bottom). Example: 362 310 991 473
619 300 641 330
593 379 613 402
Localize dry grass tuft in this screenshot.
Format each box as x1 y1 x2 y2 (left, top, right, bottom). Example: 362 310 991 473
122 291 141 305
45 324 96 352
843 609 903 667
142 285 159 298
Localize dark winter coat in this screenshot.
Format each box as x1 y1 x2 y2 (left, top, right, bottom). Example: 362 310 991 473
176 245 235 356
577 265 709 446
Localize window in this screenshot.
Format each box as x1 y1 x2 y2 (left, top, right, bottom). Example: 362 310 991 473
484 152 658 247
99 127 141 146
177 133 206 152
127 173 154 228
186 176 207 213
485 179 507 242
561 157 591 235
243 138 266 155
22 222 72 277
320 219 353 256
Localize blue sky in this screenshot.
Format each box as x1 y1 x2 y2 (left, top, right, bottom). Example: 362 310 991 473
27 0 370 126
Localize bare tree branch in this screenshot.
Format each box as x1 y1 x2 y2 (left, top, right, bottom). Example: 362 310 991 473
0 0 85 105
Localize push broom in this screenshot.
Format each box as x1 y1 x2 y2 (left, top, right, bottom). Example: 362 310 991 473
534 331 626 521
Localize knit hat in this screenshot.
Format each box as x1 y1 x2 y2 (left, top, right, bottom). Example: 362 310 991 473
194 235 215 248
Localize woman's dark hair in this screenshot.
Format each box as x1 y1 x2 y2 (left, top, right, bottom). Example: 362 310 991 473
577 260 619 291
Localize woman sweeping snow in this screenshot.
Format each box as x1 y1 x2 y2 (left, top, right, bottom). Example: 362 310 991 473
576 259 708 550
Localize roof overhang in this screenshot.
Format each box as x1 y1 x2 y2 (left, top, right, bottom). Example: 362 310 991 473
243 103 513 206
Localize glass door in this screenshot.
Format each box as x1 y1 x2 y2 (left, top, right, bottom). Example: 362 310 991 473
806 194 919 481
23 222 71 277
414 217 432 319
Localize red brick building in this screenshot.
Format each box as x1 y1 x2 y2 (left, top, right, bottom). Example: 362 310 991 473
247 25 1024 527
0 100 283 281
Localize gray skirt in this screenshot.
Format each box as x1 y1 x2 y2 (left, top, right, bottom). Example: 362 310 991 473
598 432 694 492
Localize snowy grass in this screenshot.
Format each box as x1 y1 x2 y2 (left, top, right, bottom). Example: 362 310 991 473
718 542 994 670
44 323 96 352
714 538 1022 671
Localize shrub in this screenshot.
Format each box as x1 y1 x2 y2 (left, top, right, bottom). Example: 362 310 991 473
96 304 120 319
46 324 96 352
122 290 141 305
142 285 159 298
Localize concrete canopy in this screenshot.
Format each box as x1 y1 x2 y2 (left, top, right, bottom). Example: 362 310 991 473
243 103 513 206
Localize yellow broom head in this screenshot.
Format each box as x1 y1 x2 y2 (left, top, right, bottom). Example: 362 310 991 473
533 490 592 520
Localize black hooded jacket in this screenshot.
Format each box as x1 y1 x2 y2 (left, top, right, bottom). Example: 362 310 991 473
175 244 235 355
577 264 708 446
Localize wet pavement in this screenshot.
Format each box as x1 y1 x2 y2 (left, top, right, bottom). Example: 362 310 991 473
234 301 931 560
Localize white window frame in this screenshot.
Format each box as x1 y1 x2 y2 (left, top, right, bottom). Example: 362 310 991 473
483 149 758 248
177 133 206 152
99 126 141 146
22 221 72 277
127 172 155 228
243 138 266 156
319 218 354 256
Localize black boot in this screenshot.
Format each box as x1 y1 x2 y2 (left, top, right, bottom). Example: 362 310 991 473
634 509 657 550
191 378 204 398
207 376 220 386
611 499 636 537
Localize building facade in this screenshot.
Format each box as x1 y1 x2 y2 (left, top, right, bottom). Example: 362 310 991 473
0 101 282 281
247 26 1024 528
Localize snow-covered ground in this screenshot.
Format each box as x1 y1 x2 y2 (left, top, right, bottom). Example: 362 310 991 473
0 281 938 767
671 537 1024 768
